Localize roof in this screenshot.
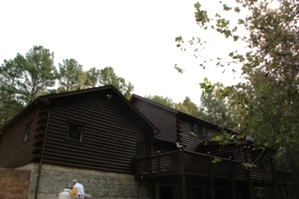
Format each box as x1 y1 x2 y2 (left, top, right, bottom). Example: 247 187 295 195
130 94 218 128
1 85 159 134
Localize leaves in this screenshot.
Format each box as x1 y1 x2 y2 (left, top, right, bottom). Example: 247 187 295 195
0 46 136 126
184 0 299 172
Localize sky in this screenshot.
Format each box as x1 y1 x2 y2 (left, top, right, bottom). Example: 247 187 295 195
0 0 244 104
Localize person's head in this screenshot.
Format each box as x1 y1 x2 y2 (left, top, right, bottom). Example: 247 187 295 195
72 179 77 186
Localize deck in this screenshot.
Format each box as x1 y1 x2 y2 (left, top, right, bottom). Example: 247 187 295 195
135 149 293 183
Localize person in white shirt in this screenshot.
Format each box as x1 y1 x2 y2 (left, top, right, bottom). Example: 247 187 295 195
70 179 85 199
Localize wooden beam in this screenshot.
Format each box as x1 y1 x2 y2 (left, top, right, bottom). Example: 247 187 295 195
208 152 215 199
181 149 187 199
230 156 237 199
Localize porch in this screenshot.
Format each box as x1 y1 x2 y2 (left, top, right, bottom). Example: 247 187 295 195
135 149 296 199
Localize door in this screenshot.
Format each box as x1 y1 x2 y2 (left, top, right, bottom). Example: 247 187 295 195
161 185 173 199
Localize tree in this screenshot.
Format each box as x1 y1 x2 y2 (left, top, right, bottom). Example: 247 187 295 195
0 59 24 126
176 0 299 171
199 81 230 127
98 66 134 99
146 95 176 108
85 67 101 88
176 96 203 118
56 59 84 92
15 46 56 104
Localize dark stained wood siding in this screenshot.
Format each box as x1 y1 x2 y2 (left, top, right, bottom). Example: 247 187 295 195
41 91 153 174
180 121 216 151
131 98 176 141
0 110 39 167
152 140 177 155
199 144 245 162
181 121 201 151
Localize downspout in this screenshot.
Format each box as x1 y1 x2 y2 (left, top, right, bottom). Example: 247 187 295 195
34 108 51 199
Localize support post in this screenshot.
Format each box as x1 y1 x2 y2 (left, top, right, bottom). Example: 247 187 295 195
230 156 237 199
208 152 215 199
273 170 280 199
181 149 187 199
157 151 160 174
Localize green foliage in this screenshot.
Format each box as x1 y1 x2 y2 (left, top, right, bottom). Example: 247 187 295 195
0 46 136 126
15 45 57 104
174 64 184 74
178 0 299 172
212 157 222 164
176 96 204 118
85 67 101 87
242 162 254 169
56 59 84 92
189 131 198 137
98 66 134 99
146 95 176 108
194 2 210 28
0 59 24 126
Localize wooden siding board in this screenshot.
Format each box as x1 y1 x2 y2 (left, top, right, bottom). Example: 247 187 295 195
132 99 176 141
40 92 150 174
181 121 202 151
0 110 38 167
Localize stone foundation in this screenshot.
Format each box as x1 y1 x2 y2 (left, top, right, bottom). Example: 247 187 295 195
18 163 150 199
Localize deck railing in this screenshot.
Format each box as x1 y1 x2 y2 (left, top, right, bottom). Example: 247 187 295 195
136 149 292 182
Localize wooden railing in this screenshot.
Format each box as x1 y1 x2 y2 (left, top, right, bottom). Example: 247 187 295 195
135 150 292 183
275 170 294 182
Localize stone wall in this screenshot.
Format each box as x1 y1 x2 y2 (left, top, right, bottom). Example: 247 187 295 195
18 163 151 199
0 167 31 199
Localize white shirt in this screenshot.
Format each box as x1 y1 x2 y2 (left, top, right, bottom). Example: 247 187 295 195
73 182 85 196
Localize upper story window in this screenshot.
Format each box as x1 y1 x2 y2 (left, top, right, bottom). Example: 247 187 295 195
24 122 32 142
219 152 234 160
190 123 207 138
67 123 84 143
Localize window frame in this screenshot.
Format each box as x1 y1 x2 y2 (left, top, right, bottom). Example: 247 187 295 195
24 121 32 142
66 122 84 143
190 123 208 138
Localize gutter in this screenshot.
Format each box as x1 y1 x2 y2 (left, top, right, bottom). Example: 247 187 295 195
34 108 51 199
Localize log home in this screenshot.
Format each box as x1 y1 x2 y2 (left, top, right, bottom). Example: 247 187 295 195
0 86 297 199
0 86 158 199
130 94 297 199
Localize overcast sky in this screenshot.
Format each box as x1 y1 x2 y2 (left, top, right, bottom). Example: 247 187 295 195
0 0 244 104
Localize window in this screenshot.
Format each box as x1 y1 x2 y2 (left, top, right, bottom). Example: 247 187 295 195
219 152 234 160
67 123 84 142
24 122 32 142
190 123 207 138
137 141 150 158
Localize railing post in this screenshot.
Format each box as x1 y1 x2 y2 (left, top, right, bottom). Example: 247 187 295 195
208 152 215 199
157 151 160 174
181 149 187 199
135 156 139 176
291 171 299 199
273 170 279 199
230 156 236 199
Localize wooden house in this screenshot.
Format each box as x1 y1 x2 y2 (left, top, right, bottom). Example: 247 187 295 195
0 86 158 199
130 94 297 199
0 86 297 199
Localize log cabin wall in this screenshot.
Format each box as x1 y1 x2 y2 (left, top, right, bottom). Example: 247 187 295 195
152 140 177 155
199 144 245 162
0 109 39 167
131 97 176 141
181 120 201 151
40 91 153 174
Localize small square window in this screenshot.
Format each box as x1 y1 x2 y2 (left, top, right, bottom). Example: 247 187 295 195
67 123 83 142
190 123 207 138
24 122 32 142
